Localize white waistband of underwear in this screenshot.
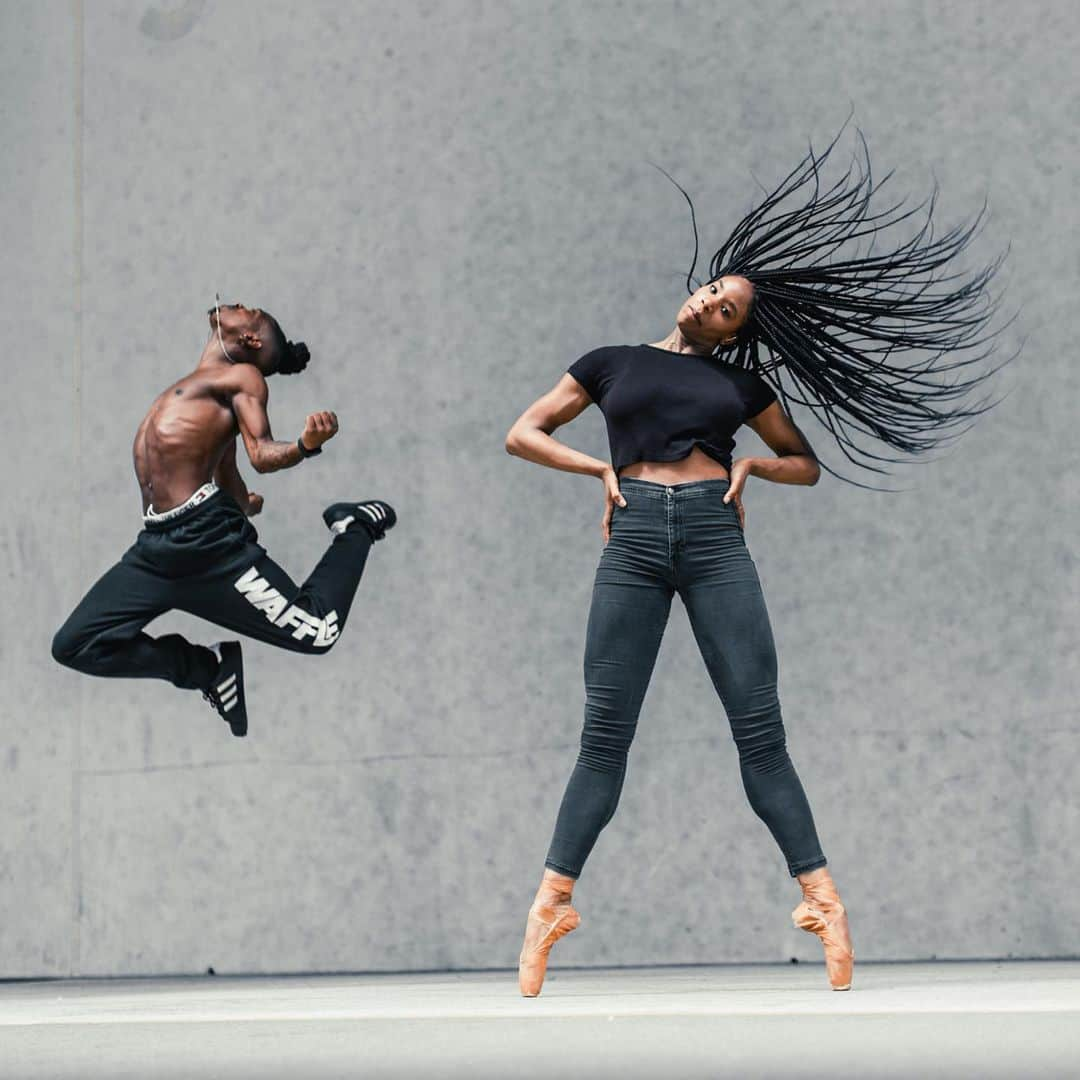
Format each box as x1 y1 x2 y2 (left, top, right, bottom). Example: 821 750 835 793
144 481 220 524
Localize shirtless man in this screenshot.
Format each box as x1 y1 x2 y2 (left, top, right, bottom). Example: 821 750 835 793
51 299 396 737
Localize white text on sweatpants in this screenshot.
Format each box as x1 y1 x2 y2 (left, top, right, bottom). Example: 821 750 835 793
233 566 340 648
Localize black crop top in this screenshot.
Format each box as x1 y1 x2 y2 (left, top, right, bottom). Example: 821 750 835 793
566 343 777 473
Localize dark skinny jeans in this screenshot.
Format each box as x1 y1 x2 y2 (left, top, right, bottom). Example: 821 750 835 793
545 476 828 879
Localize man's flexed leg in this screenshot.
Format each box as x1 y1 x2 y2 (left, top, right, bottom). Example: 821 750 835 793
53 491 396 738
186 502 396 656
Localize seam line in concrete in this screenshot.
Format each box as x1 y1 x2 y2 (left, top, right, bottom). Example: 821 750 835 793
70 0 85 980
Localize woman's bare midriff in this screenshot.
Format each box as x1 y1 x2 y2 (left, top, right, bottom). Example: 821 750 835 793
617 444 731 485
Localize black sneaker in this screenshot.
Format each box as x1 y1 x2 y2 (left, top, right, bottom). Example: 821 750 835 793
203 641 247 737
323 500 397 542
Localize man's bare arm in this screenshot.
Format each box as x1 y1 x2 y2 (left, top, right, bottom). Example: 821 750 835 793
232 376 304 473
231 371 339 474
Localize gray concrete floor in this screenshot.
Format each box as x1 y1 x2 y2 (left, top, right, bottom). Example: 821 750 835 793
1 961 1078 1079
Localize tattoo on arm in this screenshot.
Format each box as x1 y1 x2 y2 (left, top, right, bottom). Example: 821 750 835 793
232 380 304 475
250 439 303 473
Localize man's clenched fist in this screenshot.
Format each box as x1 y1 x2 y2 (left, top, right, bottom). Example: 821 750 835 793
300 410 339 451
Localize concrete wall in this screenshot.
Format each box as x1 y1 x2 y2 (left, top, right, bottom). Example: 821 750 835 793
2 0 1075 977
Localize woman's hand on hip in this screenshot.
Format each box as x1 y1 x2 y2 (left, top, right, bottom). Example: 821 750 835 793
723 457 753 529
601 467 627 544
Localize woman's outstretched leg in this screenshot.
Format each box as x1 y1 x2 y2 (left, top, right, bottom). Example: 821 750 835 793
545 573 673 877
520 569 672 996
682 552 853 987
682 564 826 877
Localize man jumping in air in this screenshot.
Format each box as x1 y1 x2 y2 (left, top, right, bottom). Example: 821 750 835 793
51 298 396 737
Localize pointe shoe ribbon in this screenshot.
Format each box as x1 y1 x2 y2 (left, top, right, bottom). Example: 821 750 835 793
792 879 854 991
518 901 581 998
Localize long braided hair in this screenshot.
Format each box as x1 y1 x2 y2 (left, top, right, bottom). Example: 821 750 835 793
662 118 1020 491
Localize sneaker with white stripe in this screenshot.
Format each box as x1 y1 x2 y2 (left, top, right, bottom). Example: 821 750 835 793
322 500 397 542
203 640 247 737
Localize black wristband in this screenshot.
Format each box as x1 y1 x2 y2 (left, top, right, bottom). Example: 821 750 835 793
297 437 322 459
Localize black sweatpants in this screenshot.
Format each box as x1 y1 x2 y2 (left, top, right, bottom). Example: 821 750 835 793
51 488 373 691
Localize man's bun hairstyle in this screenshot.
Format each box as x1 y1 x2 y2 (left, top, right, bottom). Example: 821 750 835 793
278 340 310 375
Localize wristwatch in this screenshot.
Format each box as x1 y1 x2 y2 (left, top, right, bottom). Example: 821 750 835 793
297 437 322 459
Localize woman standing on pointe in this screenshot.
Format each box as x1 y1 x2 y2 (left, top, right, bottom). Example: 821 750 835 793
504 122 1015 996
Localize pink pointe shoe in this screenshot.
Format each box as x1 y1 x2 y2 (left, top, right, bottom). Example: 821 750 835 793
791 870 855 990
518 898 581 997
